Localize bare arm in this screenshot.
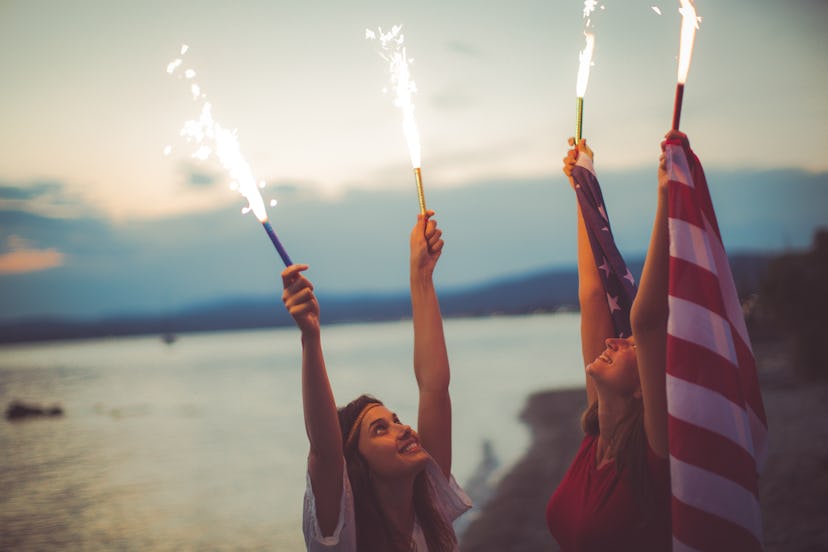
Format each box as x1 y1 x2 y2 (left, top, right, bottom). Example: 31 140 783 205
629 131 687 458
564 139 615 407
410 211 452 479
282 264 344 536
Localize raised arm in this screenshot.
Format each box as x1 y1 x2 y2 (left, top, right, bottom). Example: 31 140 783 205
564 138 616 407
410 211 452 479
629 130 687 458
282 264 343 536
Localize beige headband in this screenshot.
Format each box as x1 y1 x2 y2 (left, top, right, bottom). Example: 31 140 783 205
344 403 382 450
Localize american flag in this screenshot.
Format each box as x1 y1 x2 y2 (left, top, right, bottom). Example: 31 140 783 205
664 139 768 551
571 157 638 337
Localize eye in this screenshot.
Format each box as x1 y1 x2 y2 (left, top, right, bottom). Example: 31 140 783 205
372 422 387 436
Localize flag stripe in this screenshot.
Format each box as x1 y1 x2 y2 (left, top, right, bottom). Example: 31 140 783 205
669 256 726 320
667 336 747 410
670 456 764 543
666 143 693 187
668 295 737 366
669 183 708 233
702 211 753 349
672 498 763 551
668 415 759 494
666 373 756 459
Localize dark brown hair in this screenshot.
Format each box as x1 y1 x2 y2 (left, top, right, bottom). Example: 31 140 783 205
581 398 654 523
338 394 456 552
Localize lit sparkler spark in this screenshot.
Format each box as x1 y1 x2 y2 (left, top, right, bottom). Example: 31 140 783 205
367 25 427 214
672 0 701 130
651 6 663 15
576 32 596 99
676 0 701 84
166 46 292 266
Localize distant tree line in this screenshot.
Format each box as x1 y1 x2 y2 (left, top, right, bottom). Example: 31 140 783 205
752 228 828 380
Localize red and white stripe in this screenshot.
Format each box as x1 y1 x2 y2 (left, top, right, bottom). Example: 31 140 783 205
665 142 768 551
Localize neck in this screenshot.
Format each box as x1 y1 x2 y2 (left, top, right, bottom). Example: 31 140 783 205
371 473 418 540
595 393 634 465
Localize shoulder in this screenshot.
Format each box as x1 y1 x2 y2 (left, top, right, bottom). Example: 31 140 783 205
424 458 473 523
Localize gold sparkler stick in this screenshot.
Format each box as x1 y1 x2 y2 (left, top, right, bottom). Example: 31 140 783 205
576 97 584 143
413 167 426 215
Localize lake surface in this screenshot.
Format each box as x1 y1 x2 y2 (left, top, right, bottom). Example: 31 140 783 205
0 313 584 550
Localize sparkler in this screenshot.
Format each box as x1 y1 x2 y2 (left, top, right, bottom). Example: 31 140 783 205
575 2 601 143
366 26 426 215
166 46 293 267
672 0 701 130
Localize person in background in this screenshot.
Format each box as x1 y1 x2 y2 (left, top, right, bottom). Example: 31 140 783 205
545 132 684 551
281 211 471 552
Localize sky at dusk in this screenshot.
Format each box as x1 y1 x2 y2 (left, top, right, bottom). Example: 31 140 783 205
1 0 827 320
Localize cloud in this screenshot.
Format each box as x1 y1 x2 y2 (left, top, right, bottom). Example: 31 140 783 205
0 180 63 200
188 169 218 188
0 236 65 275
0 248 61 273
0 179 98 218
177 162 221 189
446 40 485 58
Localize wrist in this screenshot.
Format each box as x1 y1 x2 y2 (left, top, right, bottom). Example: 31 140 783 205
301 327 321 345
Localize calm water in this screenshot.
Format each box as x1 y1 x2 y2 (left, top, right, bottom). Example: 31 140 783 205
0 313 584 550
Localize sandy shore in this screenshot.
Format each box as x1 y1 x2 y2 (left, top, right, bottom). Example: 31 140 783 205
459 340 828 551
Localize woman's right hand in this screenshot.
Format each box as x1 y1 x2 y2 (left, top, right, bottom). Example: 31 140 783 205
562 137 594 180
658 129 689 192
281 264 320 336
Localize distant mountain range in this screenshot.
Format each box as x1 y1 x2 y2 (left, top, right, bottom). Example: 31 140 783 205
0 254 773 344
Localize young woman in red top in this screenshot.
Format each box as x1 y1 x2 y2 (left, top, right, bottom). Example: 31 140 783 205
546 131 686 551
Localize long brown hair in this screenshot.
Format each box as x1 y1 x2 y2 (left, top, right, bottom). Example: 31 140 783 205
581 398 655 523
338 394 457 552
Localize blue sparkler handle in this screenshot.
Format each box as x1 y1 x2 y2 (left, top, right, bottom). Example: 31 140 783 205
261 221 293 267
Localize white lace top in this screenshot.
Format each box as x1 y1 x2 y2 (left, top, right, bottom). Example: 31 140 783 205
302 458 472 551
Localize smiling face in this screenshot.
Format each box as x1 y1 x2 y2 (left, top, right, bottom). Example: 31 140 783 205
586 337 642 398
356 405 430 480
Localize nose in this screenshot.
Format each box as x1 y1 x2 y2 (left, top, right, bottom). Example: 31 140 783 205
398 424 413 439
605 337 631 350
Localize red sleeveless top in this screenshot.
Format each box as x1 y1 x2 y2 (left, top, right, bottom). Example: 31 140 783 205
546 434 671 552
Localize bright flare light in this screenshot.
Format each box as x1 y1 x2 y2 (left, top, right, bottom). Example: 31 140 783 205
367 25 421 169
367 25 427 214
576 32 596 98
676 0 701 84
167 46 292 266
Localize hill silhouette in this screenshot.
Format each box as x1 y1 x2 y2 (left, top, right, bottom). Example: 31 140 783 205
0 254 770 344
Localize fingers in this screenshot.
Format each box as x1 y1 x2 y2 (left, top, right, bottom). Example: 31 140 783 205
281 265 315 309
424 216 444 251
663 129 689 148
283 283 316 310
281 263 309 288
562 146 578 177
